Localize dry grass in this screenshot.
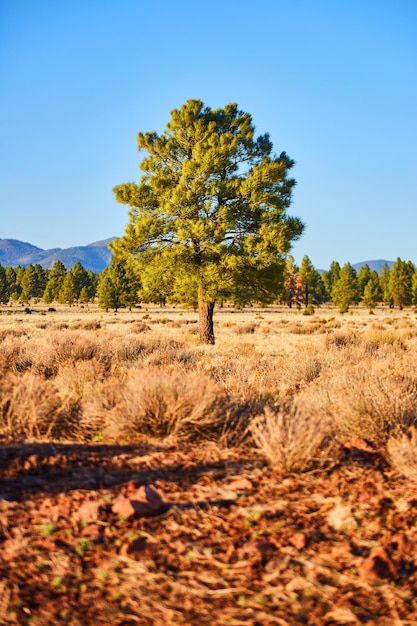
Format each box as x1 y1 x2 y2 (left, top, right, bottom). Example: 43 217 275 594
250 405 334 472
2 303 417 462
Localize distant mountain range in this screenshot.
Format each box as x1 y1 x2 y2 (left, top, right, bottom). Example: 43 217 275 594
351 260 394 273
0 238 395 275
0 238 116 273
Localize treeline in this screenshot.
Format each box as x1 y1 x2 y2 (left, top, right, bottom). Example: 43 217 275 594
0 255 416 312
284 256 417 312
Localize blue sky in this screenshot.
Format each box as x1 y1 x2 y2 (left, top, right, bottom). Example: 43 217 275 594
1 0 416 270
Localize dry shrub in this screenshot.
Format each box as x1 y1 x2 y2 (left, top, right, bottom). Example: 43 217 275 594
324 331 361 349
250 405 334 472
53 334 100 363
106 335 146 363
235 323 257 334
0 328 27 341
0 372 67 439
70 319 101 330
130 321 151 333
141 338 196 369
296 351 417 446
387 428 417 482
286 322 326 335
277 349 323 397
364 329 407 351
85 368 237 443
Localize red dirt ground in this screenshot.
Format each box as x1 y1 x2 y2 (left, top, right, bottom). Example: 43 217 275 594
1 439 416 625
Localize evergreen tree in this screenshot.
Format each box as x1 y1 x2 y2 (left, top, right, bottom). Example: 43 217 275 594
112 99 304 343
0 266 8 303
97 269 116 311
43 260 67 303
284 255 302 308
362 274 381 310
388 258 414 309
97 258 138 312
68 262 90 301
299 255 326 306
86 270 99 300
331 263 358 313
356 264 372 300
379 263 392 306
20 264 46 302
412 268 417 305
58 272 78 305
322 261 341 300
6 266 19 301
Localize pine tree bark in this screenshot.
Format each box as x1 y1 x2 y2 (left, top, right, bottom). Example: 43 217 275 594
198 283 215 344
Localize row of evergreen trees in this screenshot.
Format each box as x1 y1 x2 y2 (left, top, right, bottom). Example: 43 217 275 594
285 256 417 312
0 255 416 312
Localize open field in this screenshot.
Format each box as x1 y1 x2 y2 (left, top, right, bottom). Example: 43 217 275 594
1 303 417 624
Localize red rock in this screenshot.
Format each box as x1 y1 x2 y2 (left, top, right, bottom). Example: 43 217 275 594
358 546 397 582
169 539 187 554
289 532 307 550
80 523 101 540
112 485 163 518
76 500 100 523
241 541 278 563
229 478 253 491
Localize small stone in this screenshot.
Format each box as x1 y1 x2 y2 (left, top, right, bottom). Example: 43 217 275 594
112 485 163 518
289 532 307 550
76 500 100 523
229 478 253 491
327 503 357 531
358 546 397 582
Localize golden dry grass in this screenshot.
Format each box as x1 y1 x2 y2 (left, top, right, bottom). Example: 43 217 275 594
1 302 417 469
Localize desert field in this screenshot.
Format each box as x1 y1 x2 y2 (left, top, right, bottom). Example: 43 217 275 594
1 303 417 624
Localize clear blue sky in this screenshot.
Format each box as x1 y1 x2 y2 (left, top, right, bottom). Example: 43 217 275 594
1 0 416 270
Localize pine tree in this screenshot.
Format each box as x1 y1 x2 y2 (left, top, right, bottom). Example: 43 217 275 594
356 264 372 300
362 274 381 310
284 255 302 308
97 270 116 311
412 268 417 305
379 263 392 307
58 272 77 305
299 255 326 306
388 258 414 309
0 266 8 304
331 263 358 313
6 267 19 301
322 261 341 300
112 99 304 343
43 260 67 303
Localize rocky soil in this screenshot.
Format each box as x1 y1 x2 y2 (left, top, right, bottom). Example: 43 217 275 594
1 439 416 625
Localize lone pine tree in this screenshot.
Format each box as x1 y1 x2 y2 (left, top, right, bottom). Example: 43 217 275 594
112 99 304 343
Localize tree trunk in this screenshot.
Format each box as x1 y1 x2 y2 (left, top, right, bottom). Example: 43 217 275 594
198 283 215 344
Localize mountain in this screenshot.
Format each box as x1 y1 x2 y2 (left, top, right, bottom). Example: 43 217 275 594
0 239 397 276
0 238 116 273
351 260 394 273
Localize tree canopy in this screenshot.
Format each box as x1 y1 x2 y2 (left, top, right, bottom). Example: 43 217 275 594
112 99 304 343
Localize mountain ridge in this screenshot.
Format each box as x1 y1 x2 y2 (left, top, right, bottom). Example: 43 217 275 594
0 238 396 275
0 238 116 273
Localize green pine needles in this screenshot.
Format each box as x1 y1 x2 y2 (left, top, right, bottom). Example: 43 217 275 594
112 99 304 343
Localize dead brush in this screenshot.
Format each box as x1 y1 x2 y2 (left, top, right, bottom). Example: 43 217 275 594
387 427 417 482
250 404 334 472
304 352 417 446
0 372 63 439
86 368 238 443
